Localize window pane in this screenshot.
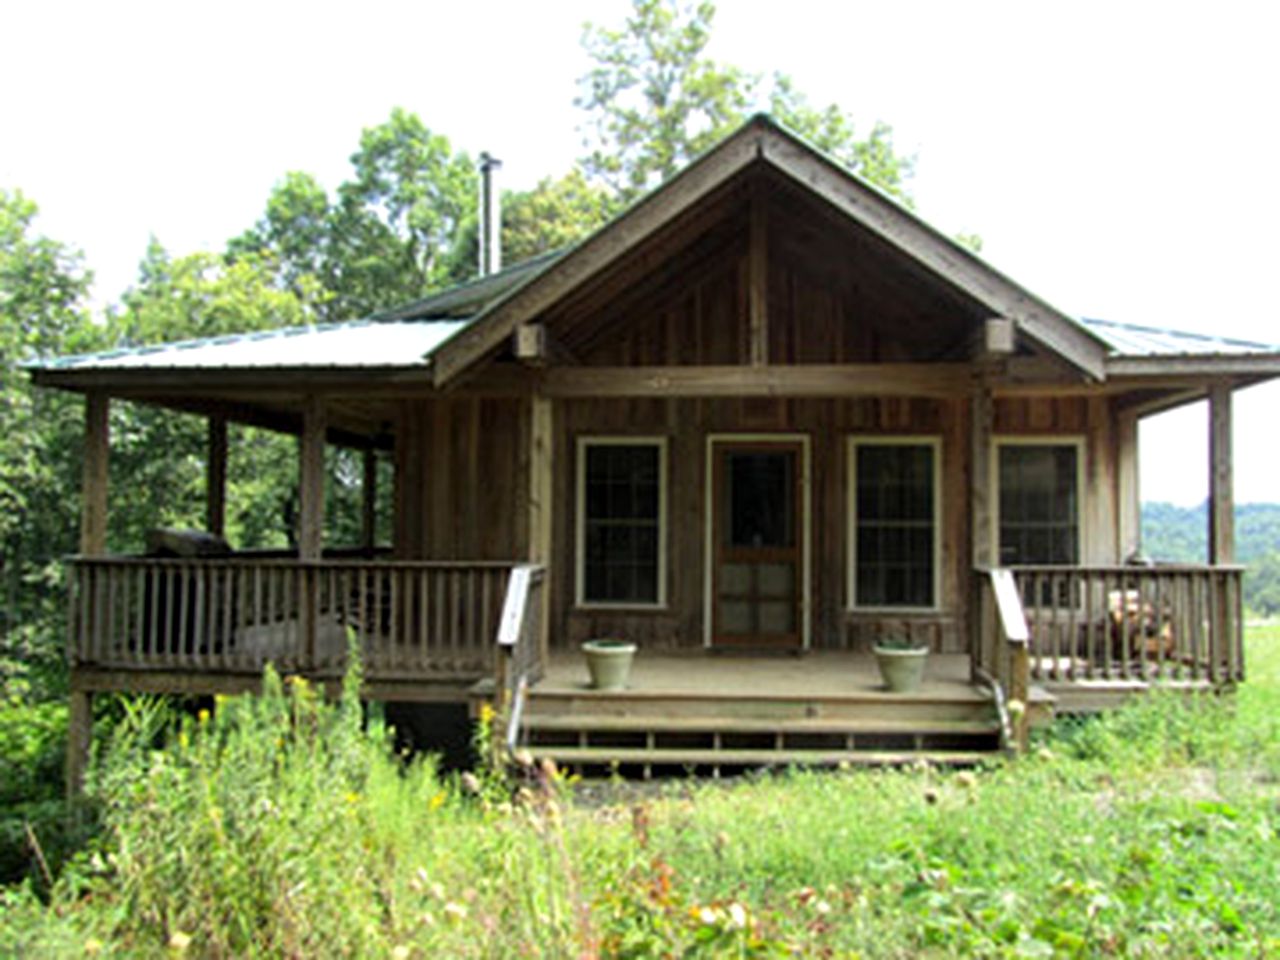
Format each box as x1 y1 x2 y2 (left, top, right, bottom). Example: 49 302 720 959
998 445 1078 565
725 452 795 548
582 444 662 603
854 443 935 608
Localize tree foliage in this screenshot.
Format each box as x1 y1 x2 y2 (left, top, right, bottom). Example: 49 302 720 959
232 110 477 321
0 191 99 695
577 0 914 204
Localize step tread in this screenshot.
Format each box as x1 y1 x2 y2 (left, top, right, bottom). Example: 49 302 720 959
528 688 991 705
523 714 999 735
532 746 999 767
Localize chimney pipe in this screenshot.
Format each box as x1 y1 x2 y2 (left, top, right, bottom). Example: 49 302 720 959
478 152 502 277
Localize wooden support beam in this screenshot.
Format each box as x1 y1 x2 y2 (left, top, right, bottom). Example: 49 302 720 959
65 689 93 797
514 323 547 365
362 448 378 550
514 322 578 367
528 394 553 664
1209 383 1234 564
1117 410 1141 559
970 387 995 570
206 414 228 538
80 391 109 555
747 181 768 366
542 364 970 398
299 395 326 561
984 317 1015 356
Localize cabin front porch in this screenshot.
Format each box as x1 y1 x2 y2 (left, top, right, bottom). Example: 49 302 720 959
65 552 1243 779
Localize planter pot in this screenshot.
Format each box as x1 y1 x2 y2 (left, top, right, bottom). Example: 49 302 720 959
873 645 929 693
582 639 637 691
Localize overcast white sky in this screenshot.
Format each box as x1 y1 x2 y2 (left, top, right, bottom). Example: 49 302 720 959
2 0 1277 507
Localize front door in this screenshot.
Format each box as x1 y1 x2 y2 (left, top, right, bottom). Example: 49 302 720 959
710 441 804 648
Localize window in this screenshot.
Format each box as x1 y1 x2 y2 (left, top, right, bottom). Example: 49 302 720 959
849 438 940 609
996 442 1080 565
576 438 666 606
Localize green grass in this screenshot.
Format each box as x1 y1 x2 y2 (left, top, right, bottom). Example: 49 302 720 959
3 631 1279 957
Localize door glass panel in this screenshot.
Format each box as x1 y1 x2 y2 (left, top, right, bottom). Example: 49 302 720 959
758 601 795 634
719 563 752 594
718 599 753 634
757 563 794 598
725 452 795 548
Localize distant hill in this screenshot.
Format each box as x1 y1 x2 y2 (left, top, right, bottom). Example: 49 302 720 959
1141 501 1280 564
1142 502 1280 615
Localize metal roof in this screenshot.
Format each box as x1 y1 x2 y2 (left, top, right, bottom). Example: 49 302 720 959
372 249 566 322
34 318 470 372
1080 317 1278 357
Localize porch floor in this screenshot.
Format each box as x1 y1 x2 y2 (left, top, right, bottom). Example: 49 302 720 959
537 649 983 701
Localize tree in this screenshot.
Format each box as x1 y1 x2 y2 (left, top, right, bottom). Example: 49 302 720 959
232 110 478 321
577 0 914 204
0 191 98 695
113 241 318 345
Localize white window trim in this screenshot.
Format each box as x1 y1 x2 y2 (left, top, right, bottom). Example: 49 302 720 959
991 435 1087 568
702 433 812 649
574 435 669 610
847 435 943 613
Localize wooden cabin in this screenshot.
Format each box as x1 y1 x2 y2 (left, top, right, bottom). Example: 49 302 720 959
33 116 1280 781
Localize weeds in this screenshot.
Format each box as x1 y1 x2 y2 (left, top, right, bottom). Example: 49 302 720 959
1 629 1278 956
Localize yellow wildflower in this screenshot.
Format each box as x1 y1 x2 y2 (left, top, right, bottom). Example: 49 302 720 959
429 792 446 811
169 930 193 951
478 702 495 725
197 709 210 725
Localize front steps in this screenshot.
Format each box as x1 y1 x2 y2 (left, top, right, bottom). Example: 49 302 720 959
519 686 1006 777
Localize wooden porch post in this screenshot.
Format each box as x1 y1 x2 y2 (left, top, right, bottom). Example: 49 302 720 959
70 391 108 795
1116 410 1141 559
206 414 228 538
80 391 109 555
1208 383 1234 565
969 387 994 681
299 396 326 561
66 687 93 798
361 448 378 551
529 393 553 664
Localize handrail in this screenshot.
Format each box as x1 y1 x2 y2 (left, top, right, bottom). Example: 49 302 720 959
975 568 1031 752
505 674 528 755
491 564 546 760
973 667 1015 755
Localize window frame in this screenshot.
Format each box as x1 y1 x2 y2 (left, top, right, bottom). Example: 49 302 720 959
574 435 669 610
846 435 943 613
991 436 1087 569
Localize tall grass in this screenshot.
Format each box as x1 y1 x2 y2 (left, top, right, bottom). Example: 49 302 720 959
3 630 1278 956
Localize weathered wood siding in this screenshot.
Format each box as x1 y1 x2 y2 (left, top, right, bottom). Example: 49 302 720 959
546 171 988 368
394 397 526 562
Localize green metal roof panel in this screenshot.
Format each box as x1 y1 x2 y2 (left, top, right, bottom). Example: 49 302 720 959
1080 317 1279 357
32 318 471 372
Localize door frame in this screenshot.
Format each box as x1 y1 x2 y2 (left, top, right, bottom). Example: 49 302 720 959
703 433 811 649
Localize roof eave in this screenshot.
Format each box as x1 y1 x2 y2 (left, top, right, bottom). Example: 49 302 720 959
1105 354 1280 378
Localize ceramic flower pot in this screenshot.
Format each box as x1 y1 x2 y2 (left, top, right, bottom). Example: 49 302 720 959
873 645 929 693
581 638 637 691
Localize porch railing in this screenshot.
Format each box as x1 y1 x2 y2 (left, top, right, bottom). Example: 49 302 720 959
67 556 534 680
1009 565 1244 685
